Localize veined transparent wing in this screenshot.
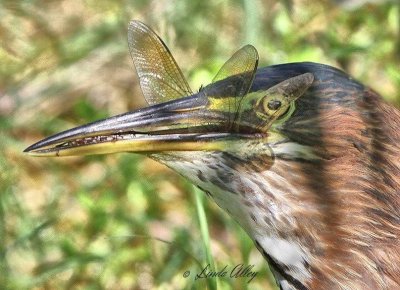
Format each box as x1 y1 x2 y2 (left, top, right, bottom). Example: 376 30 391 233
211 45 259 84
203 45 259 130
128 20 193 105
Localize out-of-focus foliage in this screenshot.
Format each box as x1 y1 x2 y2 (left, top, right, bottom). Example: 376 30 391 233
1 0 399 289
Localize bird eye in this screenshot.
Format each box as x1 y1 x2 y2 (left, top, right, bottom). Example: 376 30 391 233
261 96 284 114
257 94 294 122
267 100 282 110
254 92 294 125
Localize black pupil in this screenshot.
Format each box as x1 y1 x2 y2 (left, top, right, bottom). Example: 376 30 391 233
267 100 282 110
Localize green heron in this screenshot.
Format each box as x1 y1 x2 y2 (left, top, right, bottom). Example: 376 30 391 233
24 21 400 289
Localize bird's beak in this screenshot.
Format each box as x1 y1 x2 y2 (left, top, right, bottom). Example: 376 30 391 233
23 92 255 157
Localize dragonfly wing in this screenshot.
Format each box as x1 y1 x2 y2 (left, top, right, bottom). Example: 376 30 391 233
212 44 259 84
204 45 259 130
128 20 193 105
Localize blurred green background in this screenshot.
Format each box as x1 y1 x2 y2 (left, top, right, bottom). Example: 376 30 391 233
1 0 399 289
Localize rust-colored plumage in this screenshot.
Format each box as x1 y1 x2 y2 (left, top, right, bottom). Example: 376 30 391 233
251 65 400 289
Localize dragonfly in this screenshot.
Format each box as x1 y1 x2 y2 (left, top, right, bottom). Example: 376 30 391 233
127 20 259 133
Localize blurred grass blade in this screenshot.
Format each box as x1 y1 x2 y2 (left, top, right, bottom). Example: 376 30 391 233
193 186 218 290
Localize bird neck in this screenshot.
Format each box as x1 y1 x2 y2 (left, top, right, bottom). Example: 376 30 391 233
161 147 400 289
156 151 317 288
